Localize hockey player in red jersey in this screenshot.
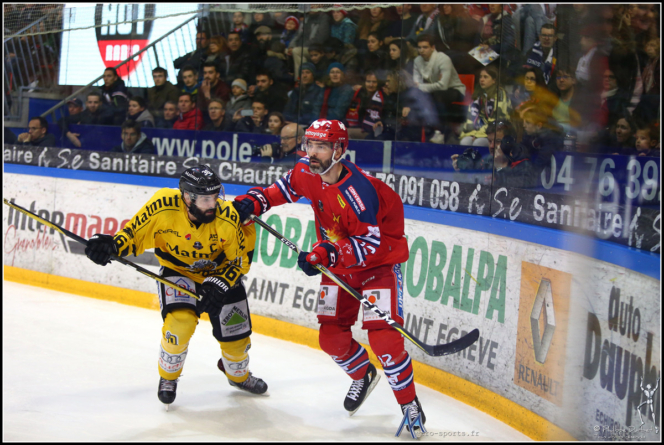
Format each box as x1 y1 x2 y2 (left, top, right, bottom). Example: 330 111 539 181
233 119 425 428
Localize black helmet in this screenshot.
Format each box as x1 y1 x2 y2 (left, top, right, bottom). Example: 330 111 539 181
179 165 223 197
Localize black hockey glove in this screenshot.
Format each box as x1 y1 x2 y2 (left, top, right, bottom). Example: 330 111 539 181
199 276 231 315
85 234 118 266
233 187 271 224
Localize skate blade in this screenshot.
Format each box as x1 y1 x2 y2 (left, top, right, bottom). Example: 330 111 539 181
164 403 170 412
348 374 381 417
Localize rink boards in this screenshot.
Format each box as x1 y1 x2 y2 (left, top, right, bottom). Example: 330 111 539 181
3 172 660 441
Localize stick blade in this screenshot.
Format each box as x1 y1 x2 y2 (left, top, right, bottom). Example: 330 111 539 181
427 329 480 357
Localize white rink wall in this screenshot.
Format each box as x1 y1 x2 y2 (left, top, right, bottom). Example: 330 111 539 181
3 173 660 440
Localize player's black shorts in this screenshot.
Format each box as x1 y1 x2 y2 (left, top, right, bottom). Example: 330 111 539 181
156 266 252 343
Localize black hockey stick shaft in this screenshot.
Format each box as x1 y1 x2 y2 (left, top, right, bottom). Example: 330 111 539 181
251 214 479 357
3 199 201 300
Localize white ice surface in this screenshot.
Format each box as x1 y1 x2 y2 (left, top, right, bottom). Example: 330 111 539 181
3 281 531 441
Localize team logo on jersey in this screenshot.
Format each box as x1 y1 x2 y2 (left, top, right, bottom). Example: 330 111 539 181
188 259 218 274
333 213 341 223
318 200 324 212
209 234 218 241
185 234 191 240
193 242 203 250
94 4 155 78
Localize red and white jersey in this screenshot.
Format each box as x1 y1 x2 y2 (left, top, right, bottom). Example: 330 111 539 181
262 157 409 274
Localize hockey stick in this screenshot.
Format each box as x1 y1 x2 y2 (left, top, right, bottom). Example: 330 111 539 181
3 199 201 301
251 214 480 357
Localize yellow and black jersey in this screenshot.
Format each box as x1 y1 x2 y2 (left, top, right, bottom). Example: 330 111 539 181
113 187 255 286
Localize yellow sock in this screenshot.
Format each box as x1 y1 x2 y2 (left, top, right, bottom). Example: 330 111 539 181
220 337 251 383
158 308 198 380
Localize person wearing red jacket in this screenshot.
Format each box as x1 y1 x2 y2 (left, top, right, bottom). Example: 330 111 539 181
173 92 204 130
232 119 425 431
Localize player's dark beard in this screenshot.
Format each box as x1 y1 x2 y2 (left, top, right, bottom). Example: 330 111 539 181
188 201 216 223
309 156 331 174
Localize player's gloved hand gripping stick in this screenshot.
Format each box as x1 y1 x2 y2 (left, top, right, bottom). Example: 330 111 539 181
3 199 202 301
250 214 480 357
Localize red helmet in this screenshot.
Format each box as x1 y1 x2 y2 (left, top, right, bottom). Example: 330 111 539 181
303 119 349 155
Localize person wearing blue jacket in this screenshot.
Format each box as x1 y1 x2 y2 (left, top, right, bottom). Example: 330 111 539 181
314 62 354 125
283 63 323 126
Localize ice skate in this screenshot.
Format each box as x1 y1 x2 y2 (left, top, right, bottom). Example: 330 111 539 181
400 396 426 433
158 377 178 410
344 363 380 416
218 358 268 395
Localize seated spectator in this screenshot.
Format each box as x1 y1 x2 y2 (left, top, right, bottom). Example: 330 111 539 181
253 26 292 87
180 66 201 102
359 32 390 77
17 116 57 147
633 37 660 125
413 34 466 123
57 98 84 147
204 36 228 75
330 9 357 46
634 121 660 157
520 4 557 55
112 120 155 154
324 38 361 85
356 7 389 53
126 96 155 128
387 38 417 74
231 12 250 43
493 135 538 188
424 4 479 74
524 23 558 86
575 25 606 94
226 79 253 118
308 44 331 81
247 12 275 44
280 16 300 48
460 66 512 147
79 92 113 126
202 98 232 132
223 31 253 85
475 4 519 82
520 108 564 170
198 61 231 115
100 67 129 125
148 67 180 120
551 67 585 133
250 70 288 114
173 93 204 130
385 5 417 45
599 68 630 129
155 101 178 129
593 114 637 156
511 66 558 130
234 99 270 134
346 71 385 139
405 4 439 46
174 30 209 82
267 111 286 135
315 63 354 124
288 9 331 78
374 70 439 142
452 120 516 171
283 63 323 125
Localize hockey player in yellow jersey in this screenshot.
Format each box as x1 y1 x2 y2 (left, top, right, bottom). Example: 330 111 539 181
84 165 267 407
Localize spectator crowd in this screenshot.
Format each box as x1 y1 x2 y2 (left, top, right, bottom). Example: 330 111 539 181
18 4 660 179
